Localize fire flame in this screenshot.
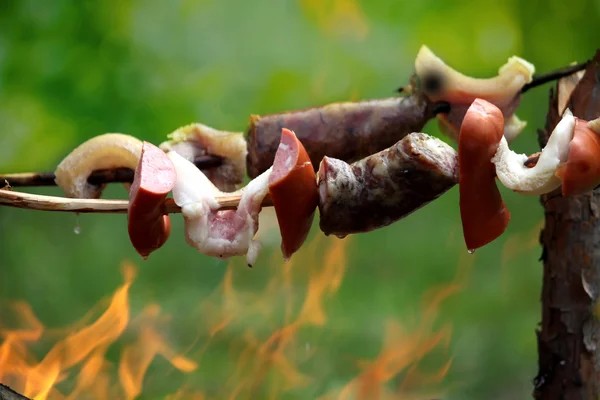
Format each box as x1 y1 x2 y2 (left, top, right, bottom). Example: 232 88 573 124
0 228 456 399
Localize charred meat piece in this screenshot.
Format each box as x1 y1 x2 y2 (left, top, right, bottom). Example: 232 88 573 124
317 132 458 237
246 94 437 178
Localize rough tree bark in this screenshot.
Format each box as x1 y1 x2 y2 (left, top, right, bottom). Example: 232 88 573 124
0 384 30 400
534 50 600 399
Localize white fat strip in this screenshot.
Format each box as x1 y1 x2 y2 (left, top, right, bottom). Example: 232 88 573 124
167 151 272 266
415 45 535 142
167 151 220 209
277 142 293 168
492 109 576 195
160 123 248 192
54 133 143 199
415 45 535 107
285 155 293 168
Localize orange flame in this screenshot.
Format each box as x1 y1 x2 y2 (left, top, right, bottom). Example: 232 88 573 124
1 230 456 399
0 261 196 400
317 283 458 400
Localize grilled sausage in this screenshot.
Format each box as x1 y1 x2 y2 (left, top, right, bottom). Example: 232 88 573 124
127 141 177 259
316 132 458 237
556 117 600 196
246 94 437 178
268 128 319 260
458 99 510 251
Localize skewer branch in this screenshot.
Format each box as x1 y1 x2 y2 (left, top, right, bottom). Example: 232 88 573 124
521 61 590 93
0 189 273 214
0 155 223 188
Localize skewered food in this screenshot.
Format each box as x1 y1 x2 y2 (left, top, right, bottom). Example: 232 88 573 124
160 123 247 192
457 99 510 251
127 142 177 260
268 128 319 260
414 45 535 143
245 95 438 178
317 132 458 237
55 133 143 198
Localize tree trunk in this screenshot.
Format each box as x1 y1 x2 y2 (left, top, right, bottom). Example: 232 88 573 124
0 385 30 400
534 50 600 399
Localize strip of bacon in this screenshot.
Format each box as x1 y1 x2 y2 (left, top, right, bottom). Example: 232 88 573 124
167 151 272 267
414 45 535 143
492 109 576 195
160 123 247 192
54 133 143 198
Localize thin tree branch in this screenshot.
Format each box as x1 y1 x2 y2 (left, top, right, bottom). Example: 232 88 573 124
0 155 223 188
521 61 590 94
0 189 273 214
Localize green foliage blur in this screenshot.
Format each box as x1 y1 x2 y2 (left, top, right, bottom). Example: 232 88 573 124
1 0 599 399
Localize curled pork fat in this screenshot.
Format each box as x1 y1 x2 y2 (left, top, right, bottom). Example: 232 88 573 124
55 133 143 198
167 151 272 267
160 123 247 192
492 109 576 195
414 45 535 143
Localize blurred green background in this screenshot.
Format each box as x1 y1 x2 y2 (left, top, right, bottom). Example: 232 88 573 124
1 0 599 399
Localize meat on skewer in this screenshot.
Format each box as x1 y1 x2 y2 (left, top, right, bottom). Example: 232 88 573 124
159 123 247 192
127 141 177 260
555 117 600 196
245 94 440 178
316 132 458 237
457 99 510 251
414 45 535 143
167 148 271 267
492 108 576 195
268 128 319 260
54 133 143 198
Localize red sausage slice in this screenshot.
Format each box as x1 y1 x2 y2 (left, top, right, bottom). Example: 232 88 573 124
128 141 177 259
268 128 319 260
556 118 600 196
459 98 511 251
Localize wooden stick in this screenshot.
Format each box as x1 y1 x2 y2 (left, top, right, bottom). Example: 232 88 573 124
0 189 273 214
0 155 223 188
521 61 590 94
